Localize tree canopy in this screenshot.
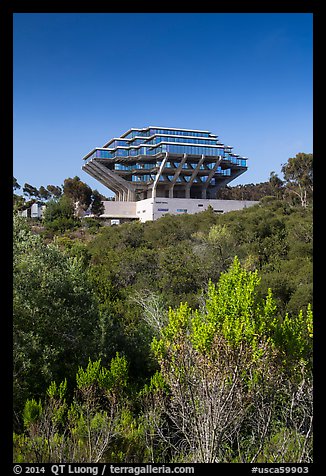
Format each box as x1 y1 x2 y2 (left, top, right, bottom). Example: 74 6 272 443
281 153 313 208
63 176 93 214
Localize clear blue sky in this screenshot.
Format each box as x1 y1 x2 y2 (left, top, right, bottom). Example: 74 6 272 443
13 13 313 198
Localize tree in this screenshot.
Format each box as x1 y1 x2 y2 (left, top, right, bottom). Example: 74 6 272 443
13 177 21 191
13 214 100 420
38 185 51 202
43 196 80 232
269 171 284 199
281 153 313 208
191 224 236 282
63 176 92 216
13 177 26 211
216 182 272 201
13 194 26 212
90 190 105 217
23 183 39 199
47 185 62 200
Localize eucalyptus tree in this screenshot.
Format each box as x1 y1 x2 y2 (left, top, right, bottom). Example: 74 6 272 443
281 153 313 208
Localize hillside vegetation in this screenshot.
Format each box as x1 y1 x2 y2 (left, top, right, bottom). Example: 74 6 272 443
13 153 313 463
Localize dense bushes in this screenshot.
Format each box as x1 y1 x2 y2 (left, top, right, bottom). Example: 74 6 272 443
85 198 312 315
150 259 312 462
14 257 313 463
13 198 313 462
13 215 100 423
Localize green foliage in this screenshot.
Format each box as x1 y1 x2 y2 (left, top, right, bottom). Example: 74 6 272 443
202 257 262 344
90 190 105 217
38 185 51 201
217 181 278 201
53 236 91 266
14 355 137 463
150 257 312 463
23 183 39 199
147 371 168 394
23 399 43 428
76 354 128 392
13 173 313 463
63 176 93 212
13 177 21 190
153 257 272 360
153 256 312 368
13 194 27 212
14 252 313 463
47 379 67 400
281 153 313 208
254 427 313 463
43 195 80 232
82 217 103 233
46 184 62 199
13 214 100 419
87 198 312 313
272 304 313 367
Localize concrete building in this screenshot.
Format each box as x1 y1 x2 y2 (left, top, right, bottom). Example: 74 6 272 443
96 198 259 224
82 126 258 222
82 126 248 201
20 202 46 219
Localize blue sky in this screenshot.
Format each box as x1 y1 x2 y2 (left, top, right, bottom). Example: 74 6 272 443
13 13 313 198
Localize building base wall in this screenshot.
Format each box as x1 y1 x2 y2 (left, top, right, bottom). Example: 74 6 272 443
100 201 137 218
98 198 259 223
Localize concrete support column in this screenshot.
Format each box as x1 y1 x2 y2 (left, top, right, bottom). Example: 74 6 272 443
87 160 136 202
152 152 168 200
185 154 205 198
127 189 136 202
83 162 121 199
168 153 188 198
201 156 223 198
